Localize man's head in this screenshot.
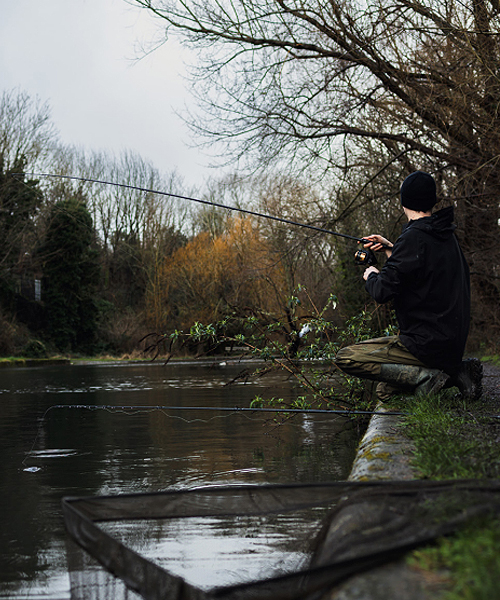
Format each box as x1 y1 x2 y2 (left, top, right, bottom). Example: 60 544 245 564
400 171 437 212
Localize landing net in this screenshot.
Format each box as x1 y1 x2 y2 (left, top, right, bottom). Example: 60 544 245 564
63 479 500 600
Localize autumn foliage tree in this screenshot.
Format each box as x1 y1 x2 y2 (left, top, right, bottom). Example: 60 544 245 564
153 216 288 333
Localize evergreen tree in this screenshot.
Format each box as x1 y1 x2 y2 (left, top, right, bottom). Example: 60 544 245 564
40 196 100 353
0 156 43 302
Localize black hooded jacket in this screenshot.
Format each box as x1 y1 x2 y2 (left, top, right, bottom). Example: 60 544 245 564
365 206 470 375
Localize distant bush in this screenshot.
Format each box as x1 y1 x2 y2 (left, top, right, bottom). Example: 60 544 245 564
0 309 30 356
21 339 48 358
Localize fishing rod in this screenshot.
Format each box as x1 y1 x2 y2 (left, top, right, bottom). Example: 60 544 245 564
14 172 380 265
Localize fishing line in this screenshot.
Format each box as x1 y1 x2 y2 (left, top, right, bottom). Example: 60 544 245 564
22 405 252 471
22 404 399 471
14 172 372 245
36 403 405 416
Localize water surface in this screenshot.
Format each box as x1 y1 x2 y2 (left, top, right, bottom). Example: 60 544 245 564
0 360 362 599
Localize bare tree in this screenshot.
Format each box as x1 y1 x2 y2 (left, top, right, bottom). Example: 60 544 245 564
133 0 500 345
0 90 58 283
130 1 497 171
0 89 57 170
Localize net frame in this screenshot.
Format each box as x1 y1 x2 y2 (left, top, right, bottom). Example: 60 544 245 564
62 480 500 600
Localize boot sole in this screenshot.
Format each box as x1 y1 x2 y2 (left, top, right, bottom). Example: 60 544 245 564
459 358 484 401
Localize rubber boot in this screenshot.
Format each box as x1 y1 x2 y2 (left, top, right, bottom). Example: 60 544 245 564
446 358 483 401
378 363 450 397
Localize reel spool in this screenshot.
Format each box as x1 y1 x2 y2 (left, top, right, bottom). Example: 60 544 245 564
354 247 377 266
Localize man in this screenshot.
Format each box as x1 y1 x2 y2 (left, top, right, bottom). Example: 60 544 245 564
335 171 482 401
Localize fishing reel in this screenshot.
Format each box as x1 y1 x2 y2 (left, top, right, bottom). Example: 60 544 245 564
354 246 377 267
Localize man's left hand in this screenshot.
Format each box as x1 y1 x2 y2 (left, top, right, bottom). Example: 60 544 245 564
363 266 379 281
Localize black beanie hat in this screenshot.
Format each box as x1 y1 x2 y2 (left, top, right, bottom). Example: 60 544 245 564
400 171 437 212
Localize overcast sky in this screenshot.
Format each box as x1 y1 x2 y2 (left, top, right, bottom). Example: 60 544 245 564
1 0 214 189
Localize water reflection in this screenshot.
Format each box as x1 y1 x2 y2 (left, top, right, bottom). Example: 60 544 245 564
0 361 362 599
99 509 327 591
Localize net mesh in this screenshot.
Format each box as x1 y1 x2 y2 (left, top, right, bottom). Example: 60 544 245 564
63 480 500 600
67 537 143 600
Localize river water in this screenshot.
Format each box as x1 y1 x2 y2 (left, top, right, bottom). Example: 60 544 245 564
0 360 362 599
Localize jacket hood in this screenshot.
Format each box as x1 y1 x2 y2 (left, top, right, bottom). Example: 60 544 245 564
405 205 456 240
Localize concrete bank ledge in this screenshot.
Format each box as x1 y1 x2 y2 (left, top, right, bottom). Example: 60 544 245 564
319 402 447 600
348 404 417 482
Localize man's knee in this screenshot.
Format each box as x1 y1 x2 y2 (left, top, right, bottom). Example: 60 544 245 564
334 346 363 373
334 346 352 371
335 345 383 379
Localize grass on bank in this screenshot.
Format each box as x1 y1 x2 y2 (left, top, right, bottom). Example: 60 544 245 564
386 390 500 599
388 391 500 480
480 354 500 367
408 516 500 600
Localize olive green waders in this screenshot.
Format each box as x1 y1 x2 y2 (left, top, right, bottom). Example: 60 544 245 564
335 336 449 401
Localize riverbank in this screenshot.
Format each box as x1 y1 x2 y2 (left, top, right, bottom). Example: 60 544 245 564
0 357 70 367
321 360 500 599
0 354 172 367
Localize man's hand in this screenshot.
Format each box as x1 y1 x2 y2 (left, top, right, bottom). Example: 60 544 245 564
363 266 379 281
363 234 393 258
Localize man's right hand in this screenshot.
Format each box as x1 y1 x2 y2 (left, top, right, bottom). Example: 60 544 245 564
362 235 393 258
